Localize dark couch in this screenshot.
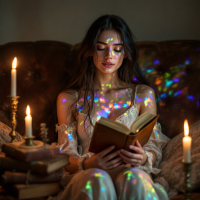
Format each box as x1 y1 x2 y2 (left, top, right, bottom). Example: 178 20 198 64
0 40 200 200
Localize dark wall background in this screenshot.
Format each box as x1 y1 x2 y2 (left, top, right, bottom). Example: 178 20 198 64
0 0 200 45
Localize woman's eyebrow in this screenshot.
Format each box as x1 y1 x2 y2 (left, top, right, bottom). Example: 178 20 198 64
97 41 123 46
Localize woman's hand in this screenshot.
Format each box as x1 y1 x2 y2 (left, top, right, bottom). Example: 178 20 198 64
83 146 123 170
119 140 147 166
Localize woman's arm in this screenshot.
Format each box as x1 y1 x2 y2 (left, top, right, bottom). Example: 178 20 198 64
136 84 158 166
66 156 79 173
57 91 80 174
119 84 157 166
120 84 170 174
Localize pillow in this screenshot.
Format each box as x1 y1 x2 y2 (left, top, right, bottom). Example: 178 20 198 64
155 120 200 192
0 121 24 151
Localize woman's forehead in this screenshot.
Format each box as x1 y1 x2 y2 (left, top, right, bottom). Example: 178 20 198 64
97 29 122 44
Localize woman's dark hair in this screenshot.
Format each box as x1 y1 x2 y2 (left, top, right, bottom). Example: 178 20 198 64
61 14 159 131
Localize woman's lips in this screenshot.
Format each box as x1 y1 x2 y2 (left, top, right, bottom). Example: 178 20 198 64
102 63 114 68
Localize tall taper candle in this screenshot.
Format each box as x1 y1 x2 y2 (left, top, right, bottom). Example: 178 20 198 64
25 105 32 138
11 57 17 97
182 120 192 163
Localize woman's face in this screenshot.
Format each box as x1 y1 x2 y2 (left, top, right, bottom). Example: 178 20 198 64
93 29 126 74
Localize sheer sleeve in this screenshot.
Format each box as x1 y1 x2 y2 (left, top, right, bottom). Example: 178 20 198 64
137 122 170 174
134 84 171 174
52 121 81 158
51 121 94 175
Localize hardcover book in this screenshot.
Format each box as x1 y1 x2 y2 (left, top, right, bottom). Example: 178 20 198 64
0 154 69 174
89 111 159 154
1 142 60 162
5 183 60 199
2 170 63 184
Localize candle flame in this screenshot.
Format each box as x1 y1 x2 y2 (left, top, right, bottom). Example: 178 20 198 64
12 57 17 69
26 105 31 116
184 119 189 136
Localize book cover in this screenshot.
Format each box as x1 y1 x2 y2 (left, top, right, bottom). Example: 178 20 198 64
0 154 70 174
2 170 63 184
2 142 60 162
6 183 60 199
89 113 159 154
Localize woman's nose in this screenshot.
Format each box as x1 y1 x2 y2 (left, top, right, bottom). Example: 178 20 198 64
105 50 113 60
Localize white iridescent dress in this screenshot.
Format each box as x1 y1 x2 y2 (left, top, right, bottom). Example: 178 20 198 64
49 85 171 200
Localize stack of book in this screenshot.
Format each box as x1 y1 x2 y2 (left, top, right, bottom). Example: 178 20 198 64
0 141 70 199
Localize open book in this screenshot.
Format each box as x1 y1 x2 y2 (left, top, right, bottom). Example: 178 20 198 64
89 111 159 153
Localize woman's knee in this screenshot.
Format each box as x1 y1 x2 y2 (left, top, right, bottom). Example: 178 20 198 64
72 168 113 188
71 168 117 200
115 168 152 186
115 168 168 200
62 168 117 200
83 168 112 180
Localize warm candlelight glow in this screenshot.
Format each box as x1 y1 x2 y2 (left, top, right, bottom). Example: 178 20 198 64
184 119 189 136
12 57 17 69
25 105 32 138
26 105 30 116
182 119 191 163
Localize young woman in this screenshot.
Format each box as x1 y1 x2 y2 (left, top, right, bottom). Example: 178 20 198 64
50 15 170 200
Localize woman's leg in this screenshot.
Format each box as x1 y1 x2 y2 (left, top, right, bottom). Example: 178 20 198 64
56 168 117 200
114 168 168 200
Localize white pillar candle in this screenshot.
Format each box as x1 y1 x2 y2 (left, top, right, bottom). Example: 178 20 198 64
182 120 192 163
25 105 32 138
11 57 17 97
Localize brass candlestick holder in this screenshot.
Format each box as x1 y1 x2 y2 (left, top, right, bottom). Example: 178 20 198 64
13 121 49 149
18 135 44 149
9 96 20 143
40 123 49 149
23 136 35 146
181 161 193 200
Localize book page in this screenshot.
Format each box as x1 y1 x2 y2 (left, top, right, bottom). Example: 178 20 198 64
98 117 130 135
130 112 157 133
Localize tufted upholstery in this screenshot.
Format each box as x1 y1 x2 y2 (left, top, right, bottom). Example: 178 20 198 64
0 40 200 144
137 40 200 138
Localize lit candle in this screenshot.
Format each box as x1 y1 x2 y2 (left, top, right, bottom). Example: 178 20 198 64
25 105 32 138
182 120 192 163
11 57 17 97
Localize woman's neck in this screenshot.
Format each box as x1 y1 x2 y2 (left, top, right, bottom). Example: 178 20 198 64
93 71 126 93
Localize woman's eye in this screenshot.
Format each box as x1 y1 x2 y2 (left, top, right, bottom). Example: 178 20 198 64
114 49 122 53
96 47 124 53
97 48 105 51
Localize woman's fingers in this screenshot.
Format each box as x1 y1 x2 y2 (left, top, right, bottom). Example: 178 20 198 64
120 153 140 164
129 145 144 155
106 155 122 166
106 160 124 170
120 149 143 160
104 150 121 162
99 145 115 158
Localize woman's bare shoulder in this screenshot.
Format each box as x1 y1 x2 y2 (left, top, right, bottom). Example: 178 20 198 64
57 90 78 105
136 84 155 94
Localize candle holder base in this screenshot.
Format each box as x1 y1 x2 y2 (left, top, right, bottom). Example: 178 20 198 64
181 161 194 200
16 136 44 149
24 136 36 146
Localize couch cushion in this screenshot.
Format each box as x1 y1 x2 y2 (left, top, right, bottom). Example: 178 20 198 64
155 120 200 193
